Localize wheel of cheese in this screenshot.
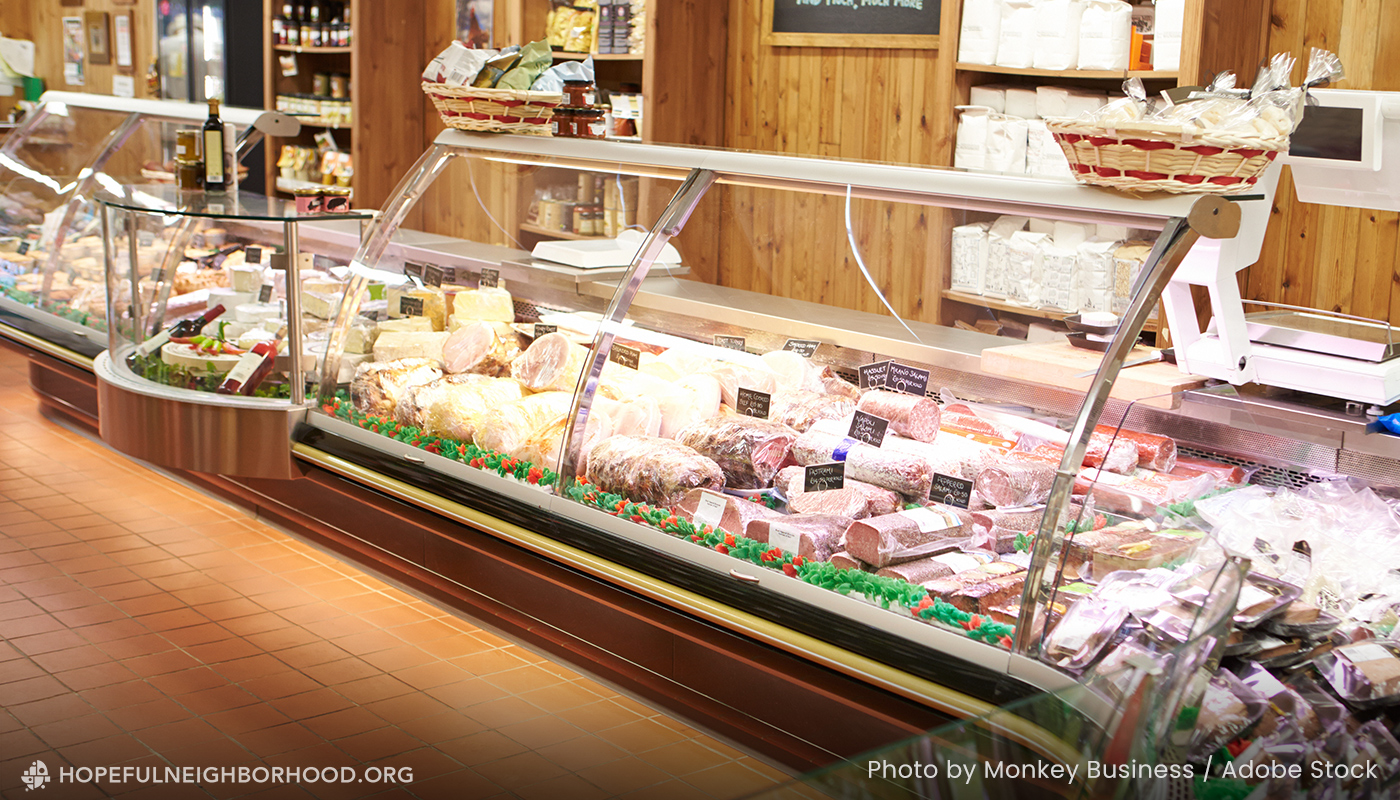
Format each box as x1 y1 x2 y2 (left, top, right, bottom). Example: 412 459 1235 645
160 342 243 374
234 302 284 324
209 288 256 312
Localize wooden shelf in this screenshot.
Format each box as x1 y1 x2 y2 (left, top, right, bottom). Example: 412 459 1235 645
942 290 1159 332
954 63 1179 80
274 44 353 54
519 222 606 241
552 52 644 62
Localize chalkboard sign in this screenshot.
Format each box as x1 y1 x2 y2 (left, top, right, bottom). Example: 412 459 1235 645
479 268 500 288
782 338 821 357
400 296 424 317
931 473 973 509
534 323 558 338
423 264 444 287
736 387 771 419
847 410 889 447
804 462 845 492
765 0 940 49
886 362 930 396
246 246 262 265
859 360 890 390
610 343 640 370
258 284 273 303
714 335 747 352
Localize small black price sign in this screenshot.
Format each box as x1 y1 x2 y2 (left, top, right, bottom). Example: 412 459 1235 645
782 338 820 357
886 362 930 396
258 284 273 303
859 360 891 390
846 410 889 448
16 241 30 256
400 296 425 317
609 343 640 370
735 387 771 419
803 462 845 492
479 268 500 288
714 335 746 352
403 262 424 280
534 323 558 338
931 473 974 510
150 266 166 284
423 264 444 287
246 246 262 265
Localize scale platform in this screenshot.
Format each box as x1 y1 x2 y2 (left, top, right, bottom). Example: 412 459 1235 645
1240 311 1399 363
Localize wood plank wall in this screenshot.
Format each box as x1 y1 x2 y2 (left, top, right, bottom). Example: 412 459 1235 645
20 1 158 103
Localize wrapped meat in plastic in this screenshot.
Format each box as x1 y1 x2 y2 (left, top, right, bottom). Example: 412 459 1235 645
746 514 854 562
941 405 1017 439
1024 438 1138 475
762 350 823 392
769 390 856 433
1094 424 1177 472
1072 467 1215 516
586 435 725 507
597 395 662 438
419 378 526 442
598 361 677 402
351 358 443 416
977 452 1058 507
791 428 933 498
933 571 1027 614
394 373 490 426
818 366 862 401
657 374 723 439
857 390 942 443
515 406 613 472
829 551 868 571
1172 455 1249 485
442 320 520 376
674 489 783 537
642 347 716 382
970 506 1046 536
841 505 973 568
674 415 798 489
811 419 1013 481
474 391 574 457
511 332 587 393
705 361 778 408
776 466 899 518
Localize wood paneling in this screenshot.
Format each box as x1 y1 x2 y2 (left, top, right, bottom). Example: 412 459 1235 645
26 0 155 101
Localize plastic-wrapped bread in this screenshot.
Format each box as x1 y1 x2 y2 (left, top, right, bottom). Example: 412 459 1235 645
776 466 899 518
586 436 725 507
977 452 1058 507
856 390 942 443
350 358 443 417
791 428 933 498
1094 424 1177 472
657 374 722 439
418 377 527 442
674 489 784 537
511 333 588 393
762 350 823 393
674 415 798 490
474 392 575 456
841 506 973 568
394 373 490 426
746 514 853 562
769 390 856 433
442 321 520 376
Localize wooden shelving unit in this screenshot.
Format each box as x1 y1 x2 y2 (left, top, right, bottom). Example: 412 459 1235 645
519 222 606 241
942 290 1160 333
954 63 1177 80
274 44 353 54
552 52 645 62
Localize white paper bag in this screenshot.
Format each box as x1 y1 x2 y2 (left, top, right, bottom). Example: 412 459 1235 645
1077 239 1119 313
1040 243 1079 312
958 0 1004 66
986 115 1029 174
1064 89 1108 118
984 216 1029 299
954 106 993 170
1153 0 1185 72
1007 231 1049 306
1033 0 1085 71
1078 0 1132 70
996 0 1038 69
951 223 992 294
1026 120 1074 178
1036 86 1070 119
969 84 1009 113
1004 87 1040 119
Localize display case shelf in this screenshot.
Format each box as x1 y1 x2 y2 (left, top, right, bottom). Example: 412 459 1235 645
953 63 1178 80
519 222 607 241
273 44 353 54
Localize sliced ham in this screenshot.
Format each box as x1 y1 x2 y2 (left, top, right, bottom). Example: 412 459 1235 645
442 321 520 376
510 332 587 393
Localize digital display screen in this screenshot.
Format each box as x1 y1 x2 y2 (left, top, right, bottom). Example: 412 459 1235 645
1289 106 1365 162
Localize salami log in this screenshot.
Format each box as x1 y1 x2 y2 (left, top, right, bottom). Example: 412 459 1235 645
875 556 955 584
841 506 972 568
1171 455 1248 485
674 489 783 537
941 405 1016 439
857 390 942 443
1025 439 1138 475
586 436 725 507
977 452 1059 508
1094 425 1177 472
1072 467 1214 516
675 416 798 489
776 466 899 519
791 429 933 498
746 514 853 562
770 390 856 433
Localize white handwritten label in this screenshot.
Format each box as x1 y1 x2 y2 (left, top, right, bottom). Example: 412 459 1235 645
782 338 820 357
692 491 727 531
714 335 746 352
769 524 802 556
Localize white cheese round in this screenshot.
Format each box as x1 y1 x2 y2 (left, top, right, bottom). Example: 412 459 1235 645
234 302 284 324
160 342 242 374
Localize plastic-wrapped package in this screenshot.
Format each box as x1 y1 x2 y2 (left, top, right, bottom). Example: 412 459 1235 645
1238 663 1322 738
985 115 1029 174
746 514 853 562
516 405 612 472
1093 569 1178 617
1317 640 1400 709
777 466 899 518
674 489 784 538
950 223 990 294
957 0 1003 65
1082 78 1148 126
704 361 778 408
1004 87 1039 119
977 452 1057 507
954 107 992 171
1092 529 1201 575
350 358 443 417
841 506 974 568
450 286 515 323
983 215 1028 299
761 350 823 394
1005 230 1047 305
769 390 855 433
1063 89 1108 118
1092 425 1176 471
674 415 798 490
1033 0 1084 70
1043 597 1129 670
1038 242 1078 312
1077 0 1131 70
510 332 587 393
995 0 1038 68
442 320 520 376
598 394 663 439
817 367 862 401
418 377 526 442
585 435 725 507
1036 86 1071 121
474 391 575 456
656 374 723 439
1026 120 1074 177
1076 240 1118 313
941 569 1027 615
1189 669 1268 759
856 390 942 443
1073 467 1210 516
1233 573 1302 628
394 373 490 426
791 428 934 498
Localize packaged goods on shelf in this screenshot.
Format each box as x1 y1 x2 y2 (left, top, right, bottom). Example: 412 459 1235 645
1152 0 1184 71
1078 0 1133 70
957 0 1002 65
995 0 1037 69
1032 0 1085 71
274 94 352 128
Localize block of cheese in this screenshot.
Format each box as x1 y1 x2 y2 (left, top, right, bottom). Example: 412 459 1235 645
230 266 263 292
301 291 341 320
234 302 283 325
161 342 242 374
302 275 343 295
450 286 513 323
388 286 446 330
345 318 378 355
378 316 436 334
209 288 256 312
447 316 516 341
373 331 452 365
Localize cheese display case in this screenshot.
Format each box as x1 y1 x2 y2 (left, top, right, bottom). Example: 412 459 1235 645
0 92 279 364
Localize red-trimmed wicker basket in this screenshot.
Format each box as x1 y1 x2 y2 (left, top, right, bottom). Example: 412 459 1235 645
1044 118 1287 194
422 82 564 135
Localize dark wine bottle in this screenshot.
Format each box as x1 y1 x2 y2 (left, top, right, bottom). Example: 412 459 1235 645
202 98 226 191
135 304 226 358
216 326 287 396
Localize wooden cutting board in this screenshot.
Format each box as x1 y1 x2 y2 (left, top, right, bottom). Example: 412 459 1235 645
981 340 1206 409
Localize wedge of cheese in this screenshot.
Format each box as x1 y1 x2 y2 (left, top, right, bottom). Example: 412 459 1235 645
345 318 378 355
450 286 513 323
301 290 340 320
378 317 436 334
373 331 452 365
387 286 446 331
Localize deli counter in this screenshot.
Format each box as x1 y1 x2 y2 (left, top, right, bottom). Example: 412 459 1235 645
81 131 1400 773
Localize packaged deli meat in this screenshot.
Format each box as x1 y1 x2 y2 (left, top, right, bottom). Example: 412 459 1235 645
394 373 490 426
418 377 527 442
776 466 900 518
970 505 1046 536
829 551 869 571
442 320 520 376
675 489 784 537
856 390 942 443
474 392 576 457
586 436 725 507
1025 437 1138 475
841 506 973 568
1318 641 1400 707
818 366 863 401
1093 424 1177 472
705 361 778 408
1171 455 1250 485
977 452 1058 507
875 550 996 584
792 429 934 498
351 358 443 416
658 374 724 439
675 416 798 489
941 406 1017 439
746 514 854 562
810 418 1013 483
511 332 588 393
770 390 857 433
1073 467 1215 516
955 573 1028 615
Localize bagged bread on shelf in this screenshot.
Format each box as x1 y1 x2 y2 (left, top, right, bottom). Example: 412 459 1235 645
1026 120 1074 177
1033 0 1085 70
958 0 1004 66
1064 89 1109 118
985 115 1029 174
1078 0 1131 70
954 107 992 171
995 0 1037 69
1152 0 1185 72
1005 230 1048 306
950 223 991 295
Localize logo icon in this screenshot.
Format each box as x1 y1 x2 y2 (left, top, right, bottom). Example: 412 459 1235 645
21 761 48 791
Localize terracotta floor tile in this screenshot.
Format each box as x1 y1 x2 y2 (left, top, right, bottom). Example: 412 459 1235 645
60 733 154 766
6 674 72 704
79 618 152 644
516 681 606 712
124 649 202 677
204 703 294 736
81 680 164 711
32 643 108 673
438 730 530 767
514 773 612 800
684 762 785 799
391 712 486 746
536 736 629 773
637 738 739 778
235 722 324 759
452 648 534 678
359 646 436 674
32 713 122 748
240 671 323 701
194 597 265 622
482 665 565 696
422 678 510 709
473 751 569 790
186 637 264 664
12 628 88 655
336 674 416 705
555 700 646 735
178 685 261 715
392 660 467 691
95 634 174 661
400 768 502 800
616 780 717 800
595 717 691 754
0 728 49 759
147 667 228 695
301 657 380 687
106 698 190 732
8 693 95 727
495 714 587 750
333 726 421 762
300 707 387 741
360 691 451 726
326 629 402 656
268 688 354 721
274 641 353 670
52 603 127 629
576 756 672 797
213 654 289 683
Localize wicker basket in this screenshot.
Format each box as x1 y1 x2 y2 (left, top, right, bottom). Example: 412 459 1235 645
422 82 564 135
1044 118 1287 195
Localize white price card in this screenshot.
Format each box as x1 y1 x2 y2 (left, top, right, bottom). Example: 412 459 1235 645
692 491 727 531
769 524 802 556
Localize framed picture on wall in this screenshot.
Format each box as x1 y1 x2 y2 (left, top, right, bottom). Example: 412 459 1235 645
85 11 111 66
114 12 134 70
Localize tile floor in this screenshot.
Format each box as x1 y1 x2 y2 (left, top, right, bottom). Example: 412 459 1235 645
0 347 791 800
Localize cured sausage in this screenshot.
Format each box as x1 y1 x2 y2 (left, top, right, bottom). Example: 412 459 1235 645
674 489 783 537
976 452 1058 507
776 466 899 518
1094 425 1177 472
675 416 798 490
586 435 725 507
857 390 942 443
769 390 856 433
791 429 933 498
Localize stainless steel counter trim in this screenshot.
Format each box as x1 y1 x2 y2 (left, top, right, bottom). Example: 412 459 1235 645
0 321 96 371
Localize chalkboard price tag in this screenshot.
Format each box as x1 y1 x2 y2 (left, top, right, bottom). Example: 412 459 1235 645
258 284 273 303
932 473 974 510
886 362 930 396
400 296 424 317
245 246 262 265
610 343 640 370
846 410 889 448
16 241 30 256
803 462 845 492
859 360 890 390
735 387 771 419
403 262 424 280
714 335 747 352
533 323 558 338
782 338 820 357
479 268 500 288
423 264 444 287
150 266 166 285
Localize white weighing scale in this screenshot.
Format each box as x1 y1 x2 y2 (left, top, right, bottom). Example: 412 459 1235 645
1163 89 1400 407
